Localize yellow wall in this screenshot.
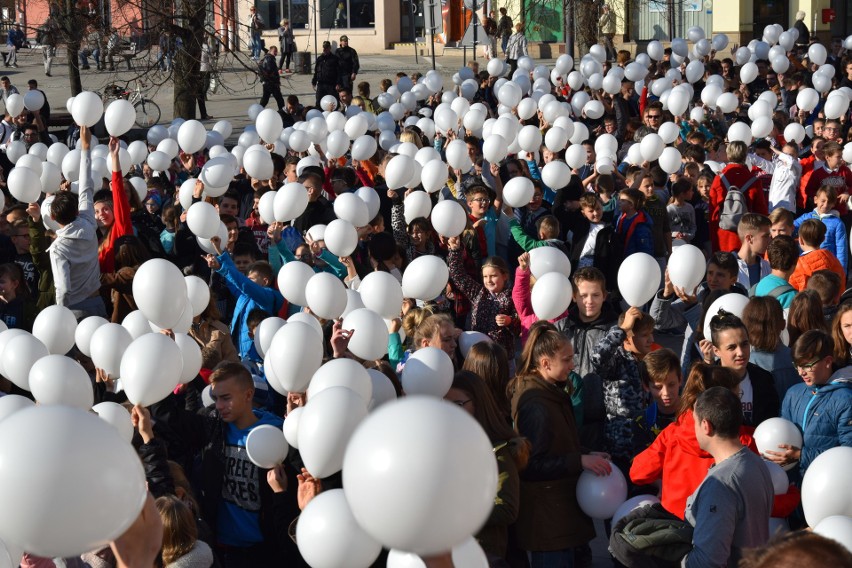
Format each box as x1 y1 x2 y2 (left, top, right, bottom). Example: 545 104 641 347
794 0 831 32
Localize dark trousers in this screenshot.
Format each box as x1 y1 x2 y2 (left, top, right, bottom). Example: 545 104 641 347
315 82 338 107
278 46 292 70
260 81 285 110
219 542 275 568
197 71 210 117
338 72 353 92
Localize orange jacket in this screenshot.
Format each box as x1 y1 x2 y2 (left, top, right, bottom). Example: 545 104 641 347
790 248 846 292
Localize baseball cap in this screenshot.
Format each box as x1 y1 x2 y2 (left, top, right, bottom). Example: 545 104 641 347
322 40 331 48
340 35 349 41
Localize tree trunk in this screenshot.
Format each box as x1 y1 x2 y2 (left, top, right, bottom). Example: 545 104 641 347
66 44 82 95
173 0 206 119
62 0 83 95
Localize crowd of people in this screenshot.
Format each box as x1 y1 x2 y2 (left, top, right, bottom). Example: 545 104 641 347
0 13 851 568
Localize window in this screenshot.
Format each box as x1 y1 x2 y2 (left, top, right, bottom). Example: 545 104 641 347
255 0 309 30
318 0 374 28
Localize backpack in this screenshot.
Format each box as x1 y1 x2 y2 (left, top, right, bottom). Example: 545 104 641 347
718 173 757 231
594 225 625 292
748 281 795 299
609 503 694 568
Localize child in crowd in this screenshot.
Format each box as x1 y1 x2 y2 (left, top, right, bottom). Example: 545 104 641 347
615 188 653 257
734 214 772 289
512 252 569 342
160 205 177 255
742 296 800 402
692 172 713 255
752 235 799 308
630 362 751 519
556 267 619 378
508 214 566 252
790 219 846 292
635 348 682 450
205 236 285 361
0 262 33 330
767 143 801 213
806 269 842 321
803 141 852 211
637 170 672 267
793 185 848 273
447 236 518 360
769 207 795 238
591 306 655 473
570 194 620 289
667 179 696 246
595 174 618 220
767 330 852 477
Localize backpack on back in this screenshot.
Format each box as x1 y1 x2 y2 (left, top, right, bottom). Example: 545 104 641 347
718 173 757 231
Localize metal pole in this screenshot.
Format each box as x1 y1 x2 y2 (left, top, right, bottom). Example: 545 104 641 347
429 0 436 69
313 0 318 66
564 0 573 61
472 1 477 61
462 4 467 66
412 0 418 63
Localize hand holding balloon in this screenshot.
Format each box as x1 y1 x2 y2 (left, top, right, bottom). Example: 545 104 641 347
179 151 195 172
518 252 530 272
96 367 116 393
619 307 643 332
26 202 40 222
699 339 715 364
267 464 288 493
130 404 154 444
764 444 801 467
297 468 323 511
204 254 221 271
445 236 461 251
286 392 306 414
581 454 613 476
193 179 204 199
331 319 355 359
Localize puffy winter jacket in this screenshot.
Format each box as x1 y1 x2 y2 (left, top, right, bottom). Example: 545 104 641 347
793 209 848 272
555 302 619 378
781 370 852 475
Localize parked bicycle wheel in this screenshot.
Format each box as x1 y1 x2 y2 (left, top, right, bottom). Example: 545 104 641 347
134 99 161 128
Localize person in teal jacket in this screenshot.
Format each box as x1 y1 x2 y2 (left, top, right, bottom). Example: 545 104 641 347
205 237 284 362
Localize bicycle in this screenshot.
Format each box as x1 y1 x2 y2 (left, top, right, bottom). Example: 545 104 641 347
99 80 161 128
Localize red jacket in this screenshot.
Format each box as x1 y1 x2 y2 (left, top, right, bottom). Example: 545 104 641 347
797 155 818 210
631 410 758 519
631 410 800 519
709 163 768 252
804 165 852 213
98 171 134 274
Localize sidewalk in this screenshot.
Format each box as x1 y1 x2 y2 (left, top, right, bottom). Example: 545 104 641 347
16 47 557 143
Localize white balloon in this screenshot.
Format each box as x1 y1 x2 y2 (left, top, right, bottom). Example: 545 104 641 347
808 43 827 66
802 447 852 526
120 333 183 406
308 358 373 403
305 272 348 320
267 322 323 393
367 368 397 410
402 255 449 301
73 315 109 358
401 347 454 397
3 334 48 391
256 108 284 143
618 253 661 307
31 305 77 355
387 538 489 568
727 122 754 145
273 182 309 222
658 147 682 174
667 245 705 293
825 93 850 120
530 246 572 278
796 88 819 112
753 417 804 459
299 386 367 478
403 191 432 225
343 398 498 554
324 219 359 257
611 494 661 528
386 155 416 190
813 516 852 553
541 161 571 191
90 323 133 378
751 116 774 139
702 293 750 340
277 261 314 308
518 124 543 152
70 91 103 127
246 424 289 468
430 199 467 238
639 133 665 162
92 401 134 443
283 405 303 448
29 355 93 410
104 100 136 137
297 489 382 568
351 135 378 161
133 259 187 329
146 150 171 172
503 177 535 208
8 167 41 203
0 406 146 557
122 309 153 340
186 202 220 239
333 192 370 227
174 333 202 384
342 308 389 360
531 272 573 320
784 122 806 144
576 462 628 519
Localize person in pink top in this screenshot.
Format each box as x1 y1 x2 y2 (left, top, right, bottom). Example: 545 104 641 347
512 251 569 342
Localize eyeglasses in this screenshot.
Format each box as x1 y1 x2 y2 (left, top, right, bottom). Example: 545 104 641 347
470 198 490 204
646 114 662 120
796 359 823 373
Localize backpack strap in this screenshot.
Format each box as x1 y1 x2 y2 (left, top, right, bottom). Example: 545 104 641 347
767 283 795 299
739 174 758 193
719 173 731 190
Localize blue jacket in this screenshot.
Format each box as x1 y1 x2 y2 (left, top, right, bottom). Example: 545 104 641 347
216 251 284 362
616 210 654 257
794 209 848 272
781 369 852 475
